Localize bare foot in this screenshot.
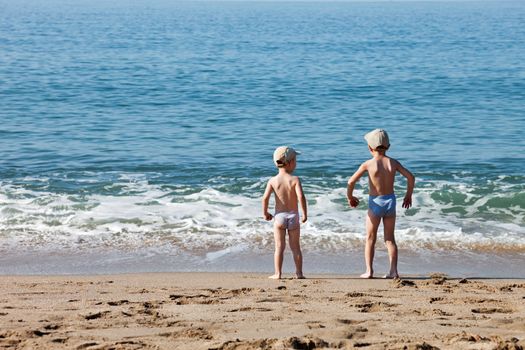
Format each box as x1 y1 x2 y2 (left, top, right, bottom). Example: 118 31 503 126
360 272 373 279
268 274 281 280
383 273 399 279
296 275 306 279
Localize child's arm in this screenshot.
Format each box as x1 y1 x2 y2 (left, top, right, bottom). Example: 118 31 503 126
396 161 415 209
347 162 367 208
262 180 273 221
295 177 307 223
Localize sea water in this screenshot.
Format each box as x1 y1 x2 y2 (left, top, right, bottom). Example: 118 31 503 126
1 0 524 276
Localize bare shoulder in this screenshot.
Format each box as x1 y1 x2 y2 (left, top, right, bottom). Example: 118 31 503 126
361 159 372 168
291 175 301 184
390 158 409 172
268 175 279 186
388 157 400 166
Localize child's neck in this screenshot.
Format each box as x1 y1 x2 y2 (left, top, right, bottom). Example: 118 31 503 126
278 168 293 175
371 151 386 159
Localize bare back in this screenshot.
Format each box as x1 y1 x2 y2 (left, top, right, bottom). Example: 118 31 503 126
269 173 300 212
365 155 398 196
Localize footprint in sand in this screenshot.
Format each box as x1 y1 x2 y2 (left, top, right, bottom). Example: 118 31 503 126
159 327 213 340
75 342 98 349
341 325 368 340
487 318 525 332
391 279 416 288
414 309 453 317
169 294 219 305
355 302 395 313
83 310 110 320
229 307 273 312
353 341 372 348
32 330 51 337
337 319 365 325
257 297 284 303
429 297 444 303
471 307 513 314
212 339 277 350
43 324 60 331
284 337 330 349
306 321 326 329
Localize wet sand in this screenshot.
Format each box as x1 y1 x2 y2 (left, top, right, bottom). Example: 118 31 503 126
0 273 524 349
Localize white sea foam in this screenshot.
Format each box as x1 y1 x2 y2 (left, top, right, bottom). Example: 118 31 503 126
0 178 524 255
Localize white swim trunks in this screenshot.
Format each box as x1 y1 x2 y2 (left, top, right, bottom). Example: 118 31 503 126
274 211 300 230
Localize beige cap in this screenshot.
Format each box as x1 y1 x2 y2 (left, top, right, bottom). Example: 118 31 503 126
273 146 300 167
364 129 390 150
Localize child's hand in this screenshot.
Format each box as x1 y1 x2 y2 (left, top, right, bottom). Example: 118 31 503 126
402 196 412 209
264 212 273 221
301 216 307 224
348 196 360 208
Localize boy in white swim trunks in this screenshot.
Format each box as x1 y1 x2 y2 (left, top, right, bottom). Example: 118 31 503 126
347 129 415 279
262 146 308 279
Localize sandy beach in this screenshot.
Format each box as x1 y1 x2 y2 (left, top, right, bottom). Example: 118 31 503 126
0 273 524 350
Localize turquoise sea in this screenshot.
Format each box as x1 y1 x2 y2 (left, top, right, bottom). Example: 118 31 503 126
1 0 524 276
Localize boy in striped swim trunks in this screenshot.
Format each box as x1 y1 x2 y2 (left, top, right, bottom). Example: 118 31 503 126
262 146 308 279
347 129 415 279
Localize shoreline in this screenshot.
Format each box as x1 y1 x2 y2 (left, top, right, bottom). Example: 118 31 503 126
1 272 524 349
1 249 524 278
2 271 525 280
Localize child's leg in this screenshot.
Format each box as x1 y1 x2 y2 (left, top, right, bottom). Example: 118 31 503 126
383 215 398 278
288 228 304 278
270 225 286 279
362 210 380 278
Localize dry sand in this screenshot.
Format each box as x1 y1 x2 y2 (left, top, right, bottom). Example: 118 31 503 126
0 272 524 350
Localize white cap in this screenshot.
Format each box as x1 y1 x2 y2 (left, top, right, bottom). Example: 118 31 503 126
364 129 390 150
273 146 300 167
